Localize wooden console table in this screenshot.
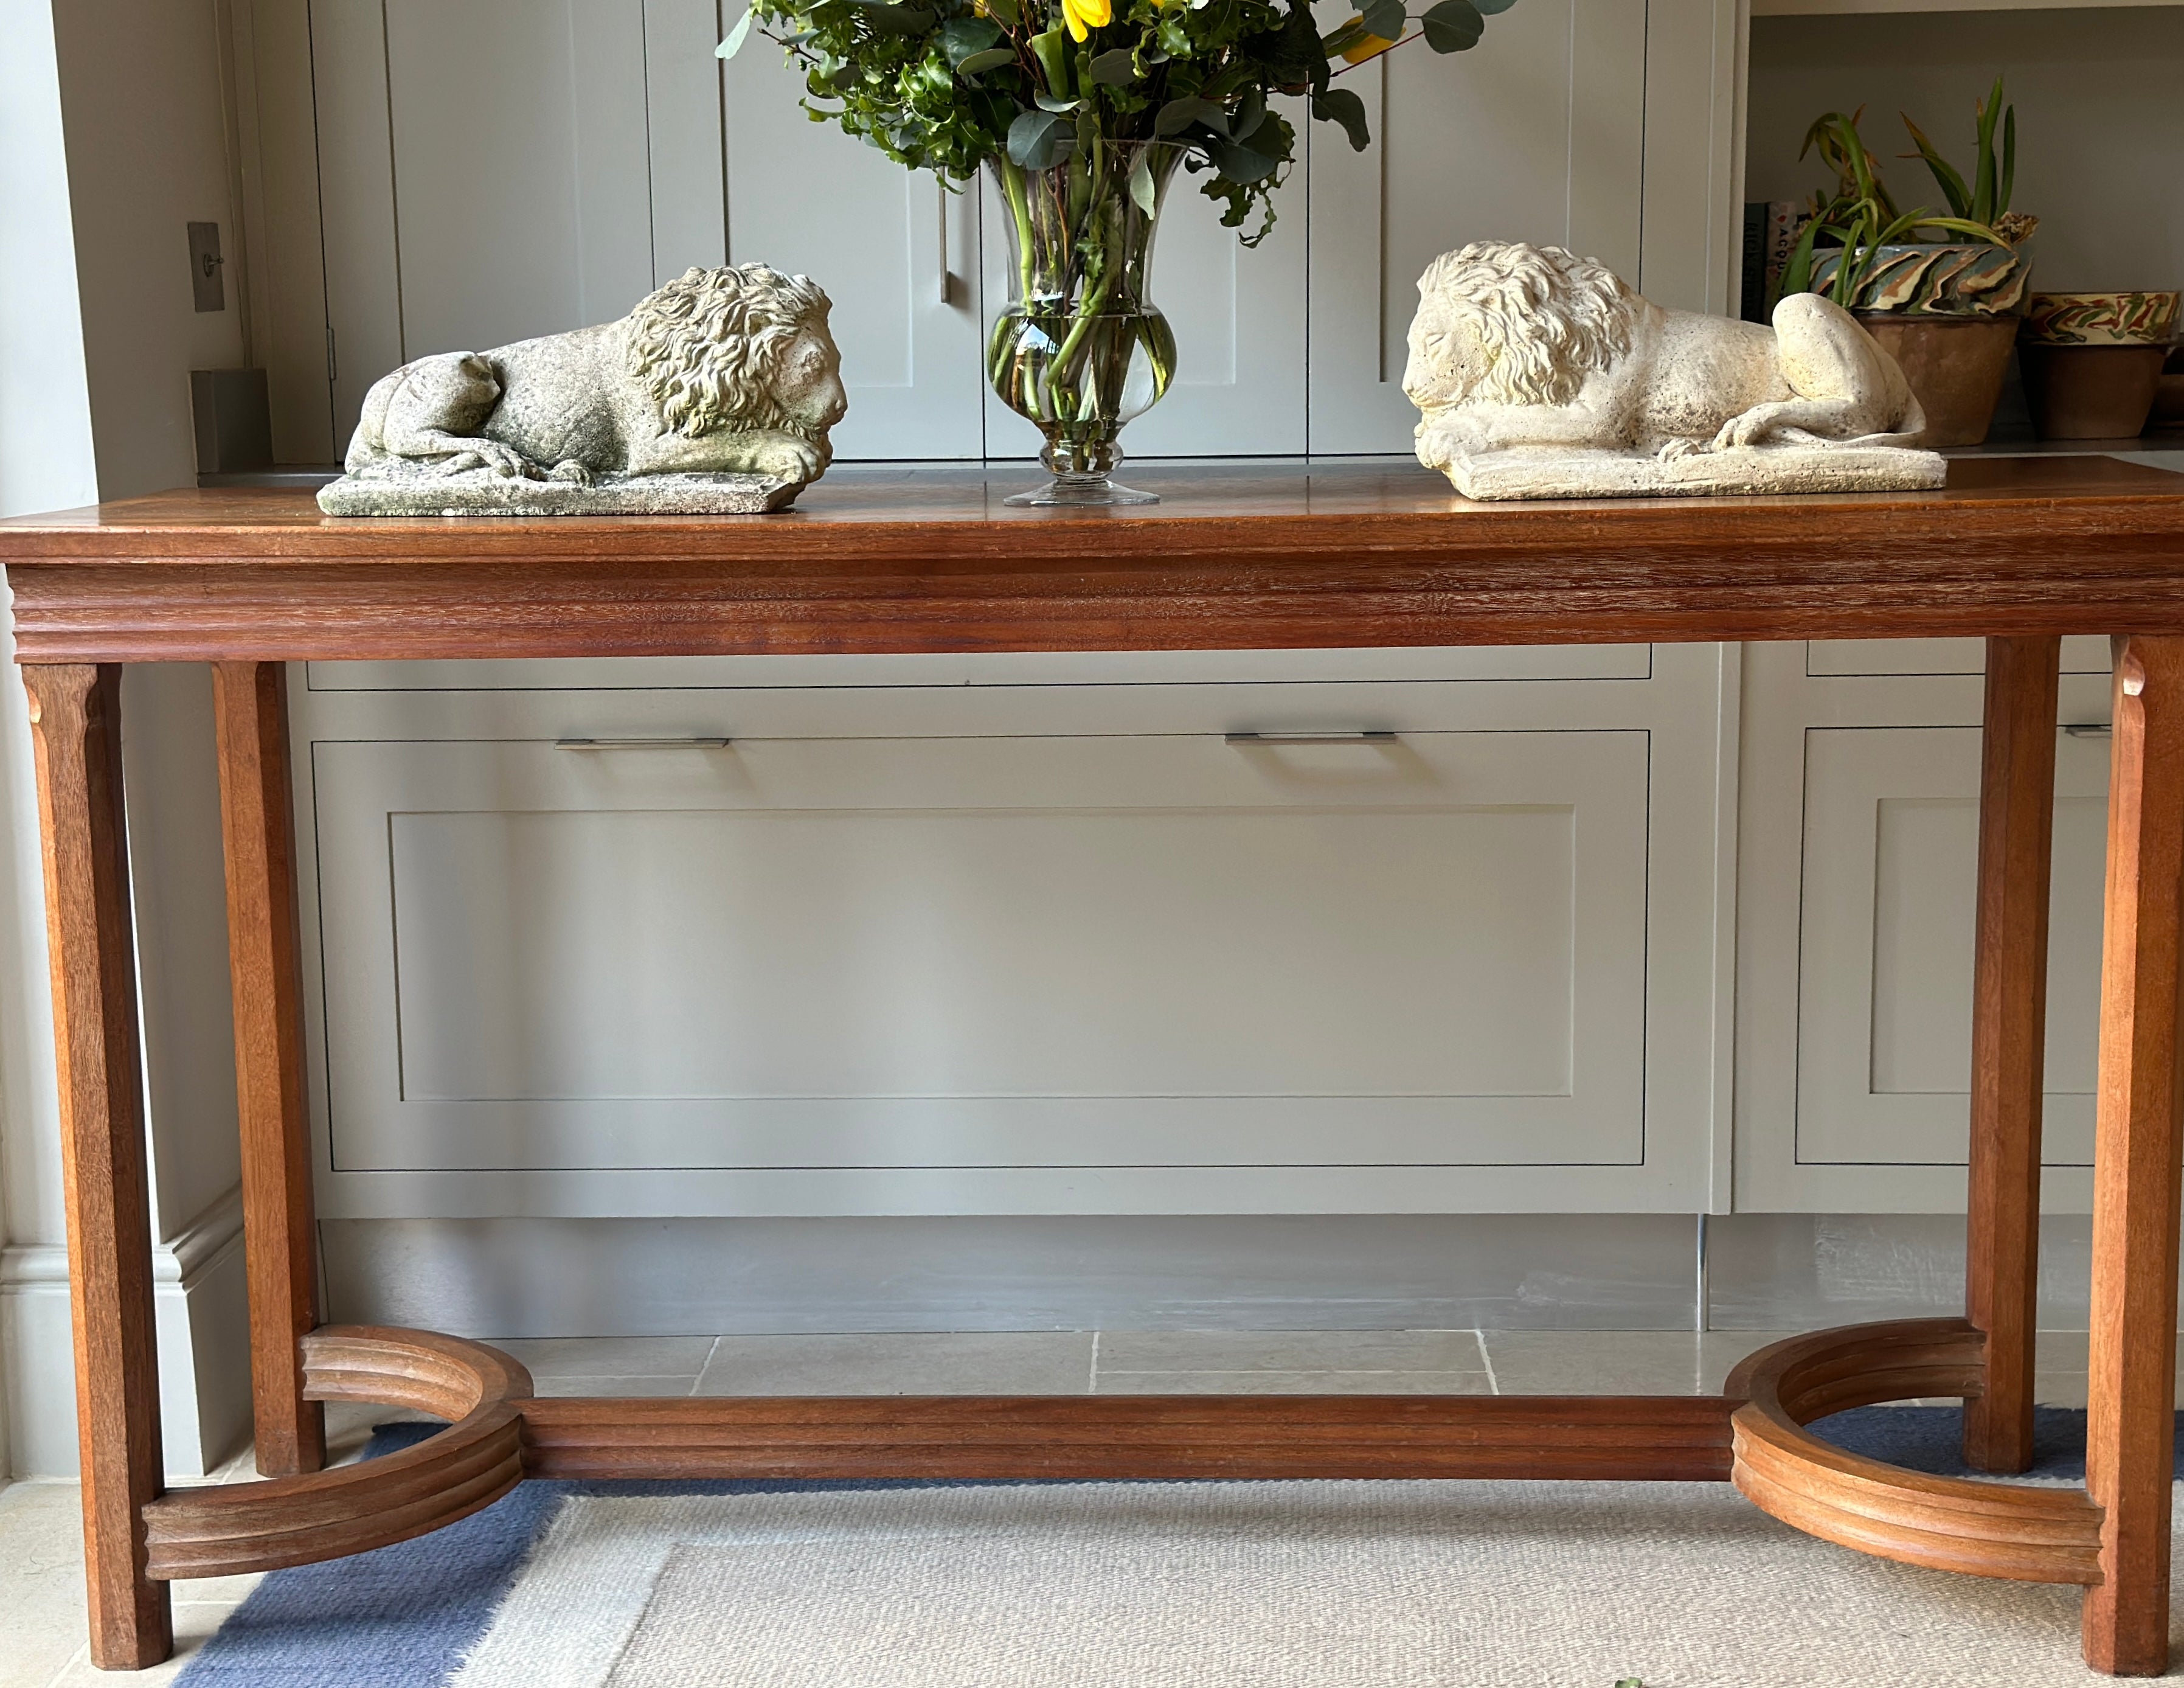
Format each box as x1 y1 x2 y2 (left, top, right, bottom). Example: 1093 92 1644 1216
5 454 2184 1673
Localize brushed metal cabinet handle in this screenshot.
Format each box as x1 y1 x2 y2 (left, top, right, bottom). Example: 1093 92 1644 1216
554 737 733 750
2064 724 2113 740
1224 730 1399 745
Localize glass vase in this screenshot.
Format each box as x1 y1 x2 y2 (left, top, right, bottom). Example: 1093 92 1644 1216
986 141 1182 506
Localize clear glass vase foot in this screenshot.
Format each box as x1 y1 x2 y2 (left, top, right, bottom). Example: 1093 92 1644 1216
1004 473 1159 507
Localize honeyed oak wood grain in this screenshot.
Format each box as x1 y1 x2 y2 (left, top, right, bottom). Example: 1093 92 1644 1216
1727 1320 2104 1586
1963 636 2062 1476
516 1394 1737 1482
2083 636 2184 1676
3 459 2184 662
212 661 325 1478
21 664 173 1669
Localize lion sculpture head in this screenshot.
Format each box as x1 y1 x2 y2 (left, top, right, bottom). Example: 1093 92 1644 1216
1403 241 1640 414
626 264 845 443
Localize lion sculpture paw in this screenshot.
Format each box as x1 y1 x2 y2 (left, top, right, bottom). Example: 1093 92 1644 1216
1402 241 1944 501
319 263 847 516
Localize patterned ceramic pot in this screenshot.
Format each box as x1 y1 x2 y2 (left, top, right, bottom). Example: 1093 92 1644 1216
2020 291 2180 346
1810 241 2030 318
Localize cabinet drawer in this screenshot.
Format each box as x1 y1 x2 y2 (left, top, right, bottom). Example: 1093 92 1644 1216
311 729 1651 1177
1795 726 2107 1167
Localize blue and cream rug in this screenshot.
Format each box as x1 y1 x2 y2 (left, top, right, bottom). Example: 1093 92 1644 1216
175 1410 2180 1687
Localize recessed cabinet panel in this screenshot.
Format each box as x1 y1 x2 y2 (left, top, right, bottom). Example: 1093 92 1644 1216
724 55 988 458
1806 638 2114 678
1795 726 2107 1166
381 0 656 360
314 731 1650 1173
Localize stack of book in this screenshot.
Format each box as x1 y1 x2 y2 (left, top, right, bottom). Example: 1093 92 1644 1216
1741 202 1802 323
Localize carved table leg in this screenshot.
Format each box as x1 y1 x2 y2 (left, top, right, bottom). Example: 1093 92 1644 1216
1964 635 2061 1474
2084 635 2184 1676
23 664 173 1669
212 662 325 1477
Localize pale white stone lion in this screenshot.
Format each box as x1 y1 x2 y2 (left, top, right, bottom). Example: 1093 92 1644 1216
1404 242 1928 492
343 263 847 488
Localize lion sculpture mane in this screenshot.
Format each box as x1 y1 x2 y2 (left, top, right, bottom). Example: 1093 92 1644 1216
1403 241 1936 499
340 263 847 493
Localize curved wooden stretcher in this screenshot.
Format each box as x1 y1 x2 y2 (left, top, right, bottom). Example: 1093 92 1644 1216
5 457 2182 1673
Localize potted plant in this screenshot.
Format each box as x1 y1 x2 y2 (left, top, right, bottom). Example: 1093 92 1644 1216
2017 291 2181 439
721 0 1521 502
1776 79 2036 447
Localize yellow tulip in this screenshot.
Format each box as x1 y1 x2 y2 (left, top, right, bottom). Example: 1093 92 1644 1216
1337 14 1396 63
1061 0 1111 41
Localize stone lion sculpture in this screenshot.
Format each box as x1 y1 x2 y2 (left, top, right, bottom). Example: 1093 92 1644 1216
321 263 847 515
1402 241 1942 499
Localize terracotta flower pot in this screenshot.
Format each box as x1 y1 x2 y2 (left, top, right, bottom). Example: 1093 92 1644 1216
2019 344 2168 440
1854 314 2020 447
2019 292 2181 440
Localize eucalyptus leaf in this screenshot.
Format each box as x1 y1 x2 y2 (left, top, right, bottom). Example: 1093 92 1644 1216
937 15 1004 64
1007 106 1069 168
1421 0 1483 50
1360 0 1407 43
1128 147 1158 214
956 46 1017 75
1035 91 1083 111
1473 0 1518 10
982 0 1021 22
1311 87 1370 151
1087 48 1137 85
715 5 755 58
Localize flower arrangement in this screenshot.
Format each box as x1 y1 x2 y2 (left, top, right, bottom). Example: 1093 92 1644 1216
719 0 1522 501
719 0 1518 243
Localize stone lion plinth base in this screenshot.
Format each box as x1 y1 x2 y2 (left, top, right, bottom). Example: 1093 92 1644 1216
1441 442 1947 502
317 469 800 517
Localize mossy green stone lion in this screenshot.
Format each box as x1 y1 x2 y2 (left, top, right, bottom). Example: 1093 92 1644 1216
342 263 847 490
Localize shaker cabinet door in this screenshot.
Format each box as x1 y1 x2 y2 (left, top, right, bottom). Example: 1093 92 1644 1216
310 729 1652 1193
1304 0 1649 454
308 0 989 459
724 46 990 459
1794 725 2109 1169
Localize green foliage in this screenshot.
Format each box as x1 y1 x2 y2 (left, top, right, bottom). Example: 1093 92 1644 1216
718 0 1520 245
1902 74 2016 227
1775 89 2025 309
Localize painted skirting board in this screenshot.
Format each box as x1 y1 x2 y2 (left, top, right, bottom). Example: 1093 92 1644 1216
1 1184 251 1479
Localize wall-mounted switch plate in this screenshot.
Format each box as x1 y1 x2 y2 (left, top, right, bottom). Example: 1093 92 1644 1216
187 221 225 313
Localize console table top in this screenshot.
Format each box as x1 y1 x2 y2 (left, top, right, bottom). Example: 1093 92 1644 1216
5 454 2183 662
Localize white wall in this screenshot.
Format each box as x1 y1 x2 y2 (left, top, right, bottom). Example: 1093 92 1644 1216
0 0 255 1479
0 0 101 1486
1745 7 2184 295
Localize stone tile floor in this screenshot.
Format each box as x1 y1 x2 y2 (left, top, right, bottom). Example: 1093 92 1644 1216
0 1327 2122 1688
